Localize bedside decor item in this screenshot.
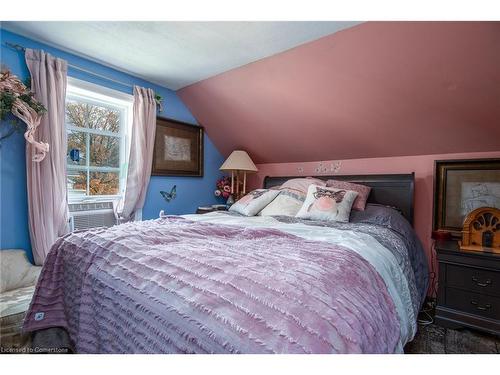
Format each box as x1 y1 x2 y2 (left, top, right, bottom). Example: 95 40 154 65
431 230 452 241
0 67 48 161
219 150 258 200
228 189 279 216
214 176 232 200
459 207 500 254
160 185 177 203
152 117 203 177
433 158 500 238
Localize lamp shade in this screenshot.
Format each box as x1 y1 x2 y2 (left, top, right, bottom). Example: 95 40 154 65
220 150 258 172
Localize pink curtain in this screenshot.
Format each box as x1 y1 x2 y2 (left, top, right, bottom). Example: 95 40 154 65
25 49 69 265
118 86 157 222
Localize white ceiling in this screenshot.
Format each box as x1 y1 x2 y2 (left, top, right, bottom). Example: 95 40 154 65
2 21 360 90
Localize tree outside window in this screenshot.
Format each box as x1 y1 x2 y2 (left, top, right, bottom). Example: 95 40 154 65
65 84 131 200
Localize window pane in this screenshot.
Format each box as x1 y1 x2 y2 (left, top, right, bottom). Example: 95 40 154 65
66 100 88 128
66 100 120 133
67 170 87 197
67 130 87 166
89 134 120 167
89 172 119 196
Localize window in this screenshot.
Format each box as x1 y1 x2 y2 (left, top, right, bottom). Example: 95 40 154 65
65 78 133 202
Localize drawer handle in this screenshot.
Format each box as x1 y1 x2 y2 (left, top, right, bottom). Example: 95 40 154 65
470 300 492 311
471 276 492 287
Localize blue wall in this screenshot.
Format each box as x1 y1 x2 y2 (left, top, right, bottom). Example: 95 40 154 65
0 29 225 262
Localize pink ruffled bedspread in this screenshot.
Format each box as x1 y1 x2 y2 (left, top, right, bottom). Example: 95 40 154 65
24 217 400 353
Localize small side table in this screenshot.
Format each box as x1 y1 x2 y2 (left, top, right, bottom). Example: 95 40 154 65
434 240 500 336
196 205 228 214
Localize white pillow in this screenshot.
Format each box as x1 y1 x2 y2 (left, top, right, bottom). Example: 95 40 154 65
259 189 305 216
296 185 358 222
229 189 280 216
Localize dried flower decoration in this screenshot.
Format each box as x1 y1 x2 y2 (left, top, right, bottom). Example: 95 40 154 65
0 66 48 161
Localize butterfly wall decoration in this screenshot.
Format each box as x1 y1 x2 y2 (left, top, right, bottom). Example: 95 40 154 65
160 185 177 202
315 161 342 174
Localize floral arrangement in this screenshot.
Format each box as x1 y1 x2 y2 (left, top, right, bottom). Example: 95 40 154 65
0 66 48 161
214 176 232 199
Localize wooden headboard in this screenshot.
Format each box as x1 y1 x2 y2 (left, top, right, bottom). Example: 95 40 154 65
263 173 415 225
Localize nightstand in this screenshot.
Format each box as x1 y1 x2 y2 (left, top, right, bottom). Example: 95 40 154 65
196 205 228 214
435 240 500 336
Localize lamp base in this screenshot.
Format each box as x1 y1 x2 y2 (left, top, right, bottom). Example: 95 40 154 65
226 195 235 206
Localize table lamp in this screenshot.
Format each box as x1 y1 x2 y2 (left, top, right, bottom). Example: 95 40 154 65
220 150 258 200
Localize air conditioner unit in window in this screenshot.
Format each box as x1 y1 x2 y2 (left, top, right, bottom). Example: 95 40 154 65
68 202 116 232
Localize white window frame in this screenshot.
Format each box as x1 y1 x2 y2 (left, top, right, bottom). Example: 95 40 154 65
66 78 133 204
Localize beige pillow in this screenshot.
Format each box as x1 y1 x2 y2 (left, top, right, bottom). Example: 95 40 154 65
0 250 41 293
259 189 305 216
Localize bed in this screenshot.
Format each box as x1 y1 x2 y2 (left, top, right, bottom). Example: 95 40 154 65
23 173 428 353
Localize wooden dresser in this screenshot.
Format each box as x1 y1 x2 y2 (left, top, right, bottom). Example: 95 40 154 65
435 240 500 336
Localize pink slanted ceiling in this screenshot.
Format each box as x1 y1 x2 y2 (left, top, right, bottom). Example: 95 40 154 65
179 21 500 164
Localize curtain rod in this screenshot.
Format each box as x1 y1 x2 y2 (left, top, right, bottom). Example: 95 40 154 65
4 41 138 91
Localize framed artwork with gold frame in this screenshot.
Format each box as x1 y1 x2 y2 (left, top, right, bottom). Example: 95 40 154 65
433 158 500 238
152 117 204 177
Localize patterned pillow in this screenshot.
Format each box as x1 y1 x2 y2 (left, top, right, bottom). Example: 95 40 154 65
258 189 305 216
296 185 358 222
280 177 326 195
229 189 280 216
326 180 371 211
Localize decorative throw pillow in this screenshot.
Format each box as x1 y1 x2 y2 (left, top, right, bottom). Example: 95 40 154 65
229 189 280 216
280 177 326 195
296 185 358 222
326 180 371 211
258 189 305 216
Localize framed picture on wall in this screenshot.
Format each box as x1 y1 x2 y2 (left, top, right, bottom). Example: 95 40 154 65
152 117 204 177
433 158 500 237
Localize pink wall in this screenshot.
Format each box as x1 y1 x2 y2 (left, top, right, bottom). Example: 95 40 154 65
180 22 500 164
248 151 500 295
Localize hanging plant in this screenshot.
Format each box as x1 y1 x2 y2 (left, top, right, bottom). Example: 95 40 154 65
155 93 164 112
0 66 48 161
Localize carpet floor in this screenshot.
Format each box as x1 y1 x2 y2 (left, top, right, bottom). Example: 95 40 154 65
404 323 500 354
